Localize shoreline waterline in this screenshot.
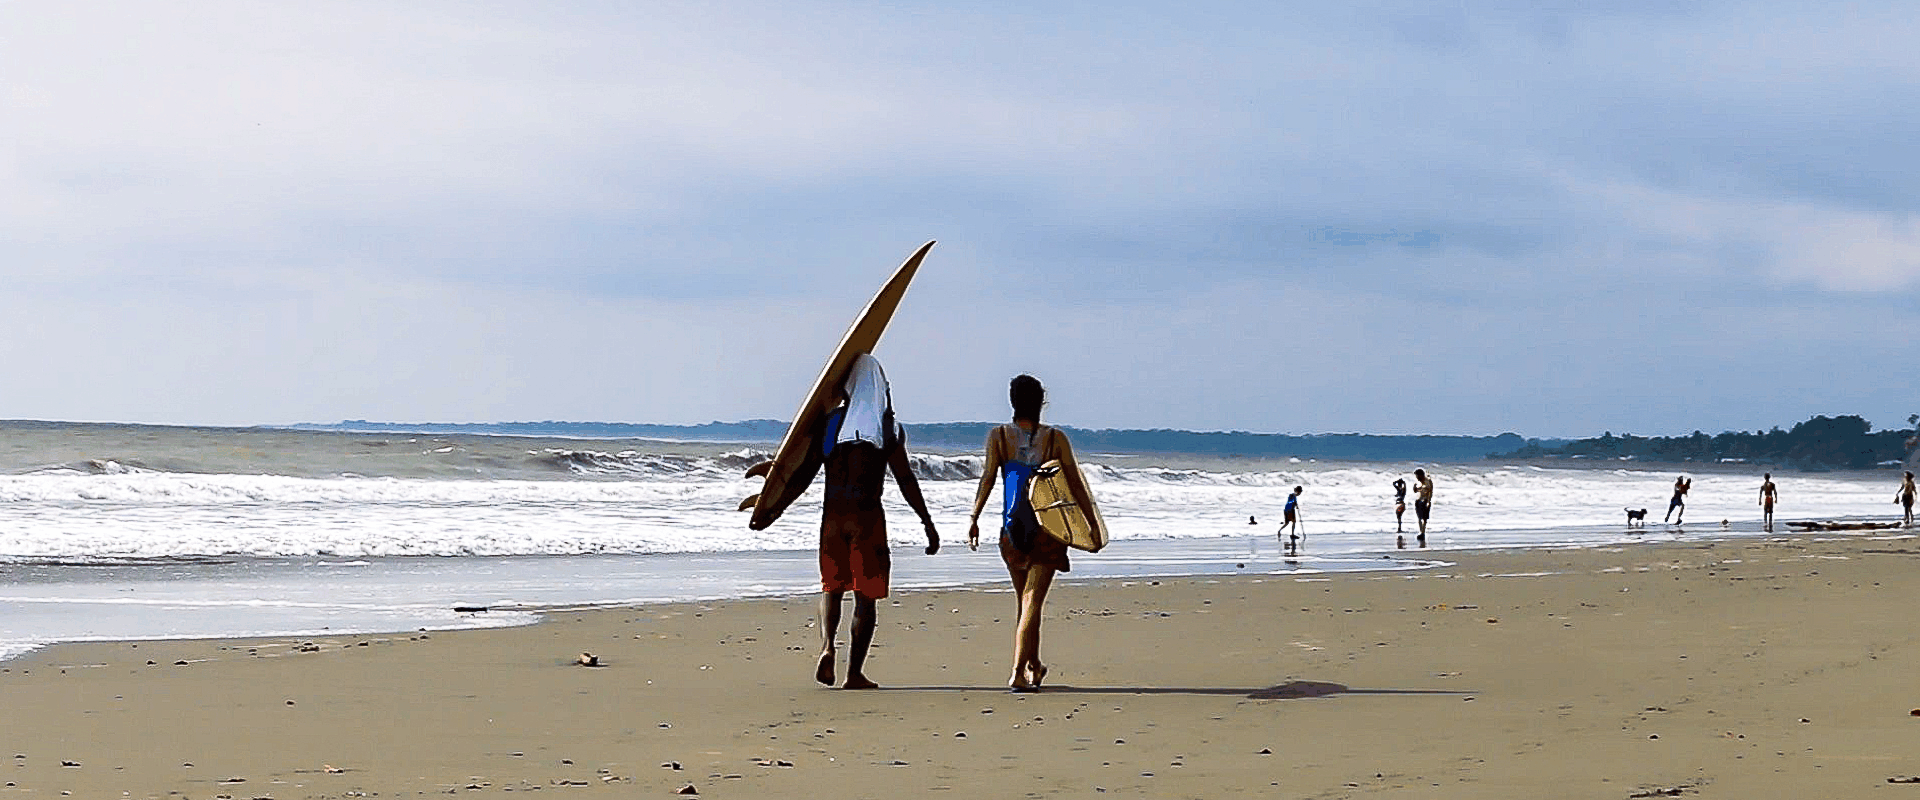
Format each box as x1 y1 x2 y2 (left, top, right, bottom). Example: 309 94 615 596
9 521 1913 663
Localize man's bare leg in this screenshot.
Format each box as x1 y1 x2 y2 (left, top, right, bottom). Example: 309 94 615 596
843 595 879 690
816 590 843 686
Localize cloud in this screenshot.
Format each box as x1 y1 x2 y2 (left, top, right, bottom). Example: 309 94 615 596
2 1 1918 432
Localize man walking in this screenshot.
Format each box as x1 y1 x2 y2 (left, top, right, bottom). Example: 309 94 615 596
753 354 939 689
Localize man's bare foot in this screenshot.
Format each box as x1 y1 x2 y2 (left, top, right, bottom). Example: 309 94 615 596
815 650 835 686
842 673 878 690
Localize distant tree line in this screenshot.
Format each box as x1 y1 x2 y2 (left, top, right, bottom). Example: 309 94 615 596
301 420 1541 462
1496 414 1920 470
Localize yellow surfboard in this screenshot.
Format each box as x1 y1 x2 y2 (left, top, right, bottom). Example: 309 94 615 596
1028 459 1107 552
741 241 935 530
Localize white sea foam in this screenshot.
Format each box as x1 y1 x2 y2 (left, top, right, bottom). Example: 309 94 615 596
0 463 1899 559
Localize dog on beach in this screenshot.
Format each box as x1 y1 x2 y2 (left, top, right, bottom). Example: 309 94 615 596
1625 508 1648 527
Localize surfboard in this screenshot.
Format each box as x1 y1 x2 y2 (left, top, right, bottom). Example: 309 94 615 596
741 240 936 530
1028 459 1107 552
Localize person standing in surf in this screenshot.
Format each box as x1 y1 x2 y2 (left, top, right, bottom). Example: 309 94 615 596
1411 469 1434 547
1277 485 1304 554
1898 471 1916 527
967 375 1092 692
1392 477 1409 547
1758 473 1778 531
1665 475 1691 524
761 354 939 689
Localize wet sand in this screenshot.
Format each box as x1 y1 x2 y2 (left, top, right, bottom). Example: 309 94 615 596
5 533 1920 798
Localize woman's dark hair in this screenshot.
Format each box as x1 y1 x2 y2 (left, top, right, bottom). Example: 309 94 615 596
1009 374 1045 422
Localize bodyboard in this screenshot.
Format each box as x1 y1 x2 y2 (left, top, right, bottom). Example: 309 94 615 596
1028 459 1106 552
742 240 936 530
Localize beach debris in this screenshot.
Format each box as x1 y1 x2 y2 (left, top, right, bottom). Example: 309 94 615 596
1257 748 1271 755
661 761 682 770
1627 784 1693 797
675 785 699 794
1788 520 1901 531
60 761 79 767
1889 776 1920 784
577 652 601 667
1911 709 1920 716
296 642 320 653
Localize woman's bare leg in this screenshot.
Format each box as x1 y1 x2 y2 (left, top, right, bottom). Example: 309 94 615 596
1011 565 1056 690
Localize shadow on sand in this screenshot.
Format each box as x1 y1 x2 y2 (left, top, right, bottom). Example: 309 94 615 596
875 680 1472 700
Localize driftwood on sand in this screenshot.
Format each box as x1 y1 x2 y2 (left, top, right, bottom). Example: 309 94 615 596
1785 520 1904 531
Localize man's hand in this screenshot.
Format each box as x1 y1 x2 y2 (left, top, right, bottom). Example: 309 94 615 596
966 519 981 551
923 518 940 555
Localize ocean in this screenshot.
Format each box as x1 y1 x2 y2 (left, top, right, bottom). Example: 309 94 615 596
2 421 1909 661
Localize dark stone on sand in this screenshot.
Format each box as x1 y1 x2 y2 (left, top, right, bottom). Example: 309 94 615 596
1247 681 1347 700
676 785 699 795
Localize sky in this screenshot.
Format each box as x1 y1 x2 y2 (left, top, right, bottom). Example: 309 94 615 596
3 1 1917 438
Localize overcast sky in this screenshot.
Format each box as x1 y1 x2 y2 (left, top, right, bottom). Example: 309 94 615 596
4 2 1917 437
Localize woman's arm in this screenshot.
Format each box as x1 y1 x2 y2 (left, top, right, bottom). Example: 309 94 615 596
1050 428 1103 539
967 427 1005 550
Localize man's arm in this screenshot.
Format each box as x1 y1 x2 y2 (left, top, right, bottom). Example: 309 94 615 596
887 427 939 555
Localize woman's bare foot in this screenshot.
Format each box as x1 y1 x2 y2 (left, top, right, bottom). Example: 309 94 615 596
1008 672 1036 693
1024 663 1048 688
815 650 835 686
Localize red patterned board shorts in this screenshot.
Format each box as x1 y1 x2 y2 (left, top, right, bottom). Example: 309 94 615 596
820 509 891 599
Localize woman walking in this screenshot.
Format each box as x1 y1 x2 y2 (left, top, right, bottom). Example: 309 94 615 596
967 375 1093 692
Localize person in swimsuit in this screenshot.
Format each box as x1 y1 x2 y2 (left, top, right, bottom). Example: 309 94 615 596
1899 471 1916 527
1411 468 1434 547
1277 485 1304 554
756 354 938 689
1392 477 1408 545
1665 475 1691 524
1758 473 1777 531
967 375 1094 692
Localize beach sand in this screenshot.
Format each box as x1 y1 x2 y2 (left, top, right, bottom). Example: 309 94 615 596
6 533 1920 798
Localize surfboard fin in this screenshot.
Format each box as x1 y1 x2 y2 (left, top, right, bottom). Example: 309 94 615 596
744 460 772 479
737 493 761 512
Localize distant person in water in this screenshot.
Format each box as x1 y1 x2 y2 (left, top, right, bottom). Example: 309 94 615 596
1392 477 1409 546
967 374 1094 693
1899 471 1916 527
756 354 939 689
1411 469 1434 547
1665 475 1691 524
1277 485 1304 554
1758 473 1778 531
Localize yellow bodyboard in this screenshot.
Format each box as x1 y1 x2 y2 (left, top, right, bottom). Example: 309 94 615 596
1028 459 1106 552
